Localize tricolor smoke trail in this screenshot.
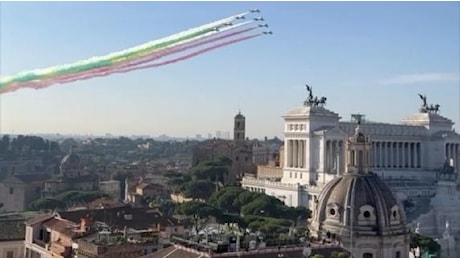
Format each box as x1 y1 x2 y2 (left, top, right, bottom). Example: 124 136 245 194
14 33 262 92
11 26 258 91
0 10 269 95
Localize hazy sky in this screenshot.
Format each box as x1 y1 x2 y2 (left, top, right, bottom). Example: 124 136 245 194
1 1 459 139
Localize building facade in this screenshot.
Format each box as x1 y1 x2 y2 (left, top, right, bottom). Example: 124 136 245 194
242 89 460 208
0 174 51 212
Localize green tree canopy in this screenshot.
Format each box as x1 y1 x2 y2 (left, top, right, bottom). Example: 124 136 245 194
29 198 66 211
241 194 285 217
208 186 247 214
176 201 222 235
180 180 215 201
29 191 109 211
410 232 441 254
191 158 230 183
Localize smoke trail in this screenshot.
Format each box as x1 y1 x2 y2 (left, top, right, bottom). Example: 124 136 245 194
111 20 255 64
57 27 257 81
5 27 257 92
1 33 261 94
0 11 251 87
46 34 262 85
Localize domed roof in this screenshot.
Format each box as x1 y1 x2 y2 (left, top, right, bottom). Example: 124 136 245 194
315 173 407 235
60 147 81 169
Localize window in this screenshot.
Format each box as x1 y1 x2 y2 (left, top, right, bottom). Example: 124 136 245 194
6 251 14 258
9 187 14 194
363 253 373 258
330 208 336 216
363 211 371 218
396 251 401 258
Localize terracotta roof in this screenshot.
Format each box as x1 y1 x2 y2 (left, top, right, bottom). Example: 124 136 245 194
85 198 125 209
42 217 78 237
24 213 56 226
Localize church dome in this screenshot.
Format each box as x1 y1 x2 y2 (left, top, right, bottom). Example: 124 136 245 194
60 146 81 169
315 172 407 236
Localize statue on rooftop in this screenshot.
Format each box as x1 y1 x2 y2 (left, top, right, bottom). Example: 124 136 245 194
418 93 427 112
418 94 440 114
304 84 327 108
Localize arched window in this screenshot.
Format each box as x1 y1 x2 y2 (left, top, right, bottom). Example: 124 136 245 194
363 252 373 258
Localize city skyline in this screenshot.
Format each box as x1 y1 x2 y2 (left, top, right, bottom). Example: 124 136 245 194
1 1 459 139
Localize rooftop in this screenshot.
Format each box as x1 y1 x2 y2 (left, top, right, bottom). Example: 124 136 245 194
58 206 179 230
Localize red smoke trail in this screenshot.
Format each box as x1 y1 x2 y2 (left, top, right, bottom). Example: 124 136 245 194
121 34 262 72
54 33 261 85
3 27 257 93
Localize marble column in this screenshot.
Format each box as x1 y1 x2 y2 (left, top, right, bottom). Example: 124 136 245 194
300 140 304 168
402 142 406 168
294 140 298 168
387 142 392 168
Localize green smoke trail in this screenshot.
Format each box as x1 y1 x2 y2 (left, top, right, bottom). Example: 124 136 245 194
1 10 251 87
9 27 215 84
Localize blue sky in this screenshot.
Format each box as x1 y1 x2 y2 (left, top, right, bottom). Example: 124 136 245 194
1 1 459 138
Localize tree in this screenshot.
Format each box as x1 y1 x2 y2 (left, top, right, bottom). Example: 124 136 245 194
176 201 221 235
165 171 191 194
191 157 231 186
29 198 66 211
29 191 109 211
241 195 284 217
309 254 324 258
410 232 441 255
208 186 246 214
181 180 215 201
149 196 176 216
281 206 310 227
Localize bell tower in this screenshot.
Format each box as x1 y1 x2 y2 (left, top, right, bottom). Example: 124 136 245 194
234 111 246 143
